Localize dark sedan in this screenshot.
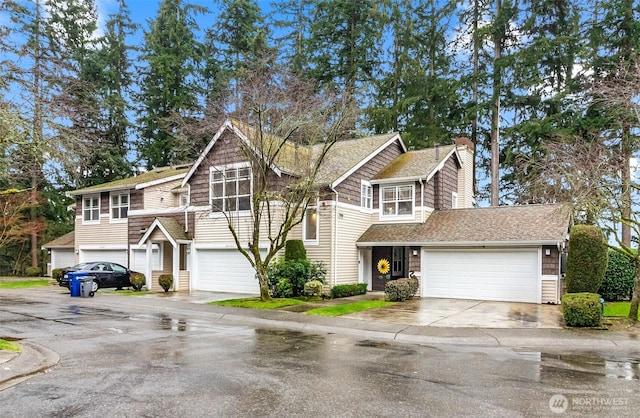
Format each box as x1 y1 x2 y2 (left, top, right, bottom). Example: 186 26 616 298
57 261 140 292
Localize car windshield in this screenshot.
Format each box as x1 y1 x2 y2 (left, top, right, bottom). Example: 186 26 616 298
72 262 95 271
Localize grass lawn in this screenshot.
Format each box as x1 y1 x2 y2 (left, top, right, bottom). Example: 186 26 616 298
0 279 51 289
604 302 640 320
209 297 306 309
0 339 21 352
305 300 393 317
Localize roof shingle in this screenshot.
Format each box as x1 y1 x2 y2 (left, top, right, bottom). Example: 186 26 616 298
373 145 456 180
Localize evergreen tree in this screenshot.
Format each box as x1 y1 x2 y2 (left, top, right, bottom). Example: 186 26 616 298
137 0 204 168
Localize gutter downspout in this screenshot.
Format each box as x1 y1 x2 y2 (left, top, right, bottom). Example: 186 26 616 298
419 178 425 224
330 186 339 287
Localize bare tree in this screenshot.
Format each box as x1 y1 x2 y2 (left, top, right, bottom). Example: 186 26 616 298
205 65 354 301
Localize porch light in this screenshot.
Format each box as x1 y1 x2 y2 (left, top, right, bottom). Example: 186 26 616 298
412 249 418 256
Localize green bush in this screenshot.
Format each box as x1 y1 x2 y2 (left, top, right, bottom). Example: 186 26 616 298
130 273 146 291
158 274 173 292
284 240 307 261
330 283 367 298
599 249 636 301
385 277 419 301
25 267 41 277
304 280 324 297
267 258 326 297
276 278 293 298
52 267 68 280
561 292 602 327
565 225 608 293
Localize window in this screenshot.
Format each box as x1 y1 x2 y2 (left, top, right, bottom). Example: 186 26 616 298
381 185 413 217
83 195 100 223
110 192 129 220
303 204 318 242
179 192 189 207
210 165 252 212
361 180 372 209
451 192 458 209
392 247 404 276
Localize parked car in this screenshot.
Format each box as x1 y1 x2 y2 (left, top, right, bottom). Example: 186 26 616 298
57 262 141 292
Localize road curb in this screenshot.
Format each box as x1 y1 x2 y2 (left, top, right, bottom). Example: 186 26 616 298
0 341 60 391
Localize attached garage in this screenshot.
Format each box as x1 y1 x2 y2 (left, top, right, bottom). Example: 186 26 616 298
80 249 128 266
422 248 539 303
194 249 260 293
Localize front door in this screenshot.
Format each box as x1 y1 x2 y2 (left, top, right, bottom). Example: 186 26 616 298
372 247 392 291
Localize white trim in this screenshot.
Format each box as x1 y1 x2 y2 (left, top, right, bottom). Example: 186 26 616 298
209 163 253 214
302 201 319 245
79 244 127 250
357 240 563 247
193 242 270 250
541 274 558 281
81 194 100 225
425 147 461 182
451 191 458 209
379 184 415 220
109 191 130 223
330 133 406 188
182 121 232 187
360 179 373 210
135 173 187 190
138 219 178 248
371 176 425 185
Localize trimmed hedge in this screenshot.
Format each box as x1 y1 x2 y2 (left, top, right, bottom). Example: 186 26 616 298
267 258 326 297
599 249 636 301
304 280 324 297
158 274 173 292
561 292 602 327
25 267 41 277
331 283 367 298
284 240 307 261
565 225 608 293
385 277 419 301
130 273 146 291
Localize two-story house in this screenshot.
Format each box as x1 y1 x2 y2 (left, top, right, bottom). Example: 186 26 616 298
47 119 570 304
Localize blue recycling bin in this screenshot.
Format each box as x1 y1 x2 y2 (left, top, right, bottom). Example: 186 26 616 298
69 272 89 297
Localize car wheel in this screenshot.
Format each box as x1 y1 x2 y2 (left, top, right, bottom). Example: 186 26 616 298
91 280 99 293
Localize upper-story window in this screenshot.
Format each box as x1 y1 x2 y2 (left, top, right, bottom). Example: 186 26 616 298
179 192 189 207
381 185 413 217
361 180 372 209
110 192 129 220
83 195 100 223
451 192 458 209
210 164 252 213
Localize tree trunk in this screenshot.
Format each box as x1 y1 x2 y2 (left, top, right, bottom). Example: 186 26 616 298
490 0 502 206
628 258 640 321
256 268 272 302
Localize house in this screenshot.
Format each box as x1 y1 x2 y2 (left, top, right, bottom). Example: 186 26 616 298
48 119 570 303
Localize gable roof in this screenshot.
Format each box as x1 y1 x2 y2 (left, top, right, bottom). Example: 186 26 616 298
373 144 459 182
68 166 190 196
42 231 75 249
138 217 189 248
314 133 406 187
357 204 571 246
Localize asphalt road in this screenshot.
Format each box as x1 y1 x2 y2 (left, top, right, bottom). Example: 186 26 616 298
0 290 638 417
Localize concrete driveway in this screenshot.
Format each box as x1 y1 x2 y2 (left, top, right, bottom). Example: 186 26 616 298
136 290 564 329
342 296 563 329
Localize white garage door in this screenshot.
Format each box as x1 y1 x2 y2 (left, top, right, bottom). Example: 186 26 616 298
52 249 75 270
422 249 539 303
80 249 128 266
195 249 260 294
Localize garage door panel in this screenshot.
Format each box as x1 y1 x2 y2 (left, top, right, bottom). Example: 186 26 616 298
423 249 539 303
80 249 128 266
196 249 260 294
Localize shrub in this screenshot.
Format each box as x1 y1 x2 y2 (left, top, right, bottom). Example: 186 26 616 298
158 274 173 292
284 240 307 261
599 249 636 301
330 283 367 298
267 258 326 297
385 277 419 301
565 225 608 293
304 280 324 297
561 292 602 327
276 278 293 298
52 267 68 280
25 267 41 277
130 273 146 291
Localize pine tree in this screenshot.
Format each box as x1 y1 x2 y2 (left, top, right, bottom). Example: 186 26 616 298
137 0 205 168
